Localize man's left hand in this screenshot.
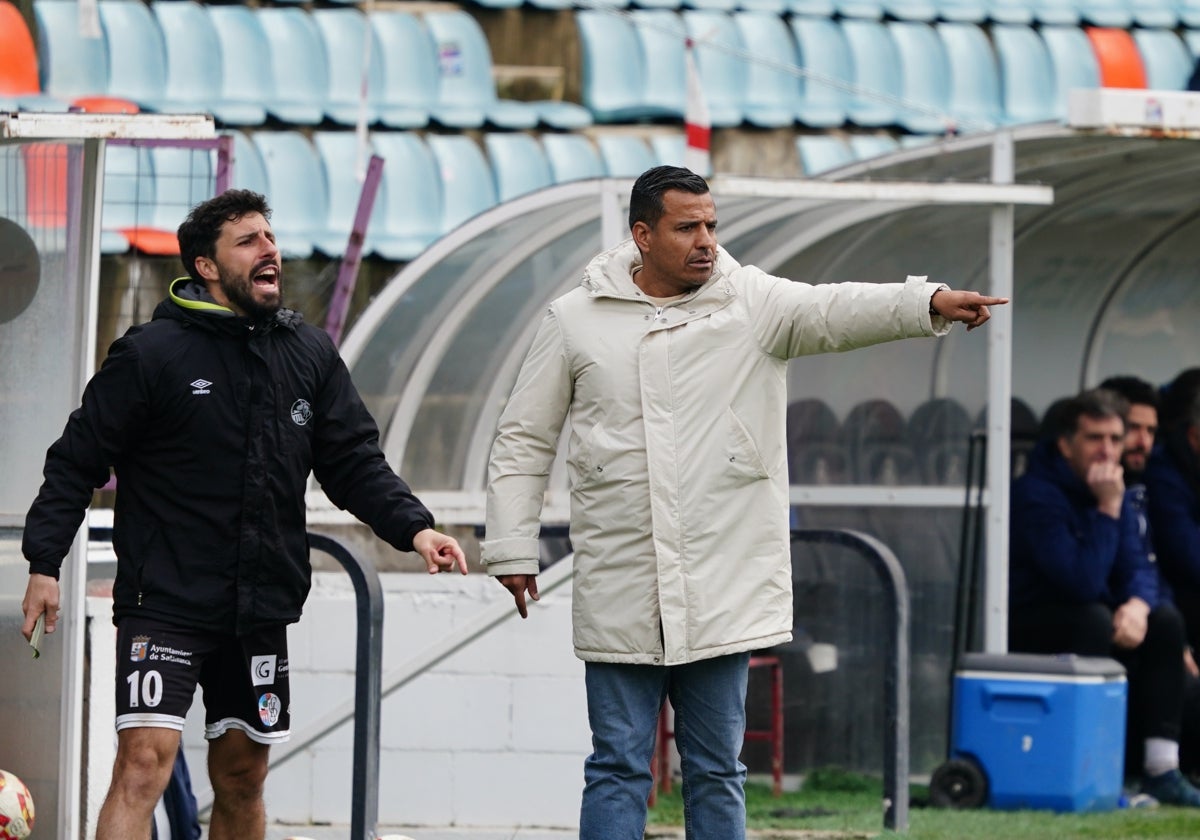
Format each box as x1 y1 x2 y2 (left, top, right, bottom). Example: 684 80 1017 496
1112 597 1150 649
930 290 1010 331
412 528 468 575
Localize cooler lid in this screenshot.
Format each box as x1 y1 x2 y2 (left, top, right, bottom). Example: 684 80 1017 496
958 652 1126 679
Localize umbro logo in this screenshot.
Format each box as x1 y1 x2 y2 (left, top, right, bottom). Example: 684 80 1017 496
190 379 213 395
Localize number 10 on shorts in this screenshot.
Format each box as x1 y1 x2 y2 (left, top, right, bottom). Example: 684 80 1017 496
126 670 164 708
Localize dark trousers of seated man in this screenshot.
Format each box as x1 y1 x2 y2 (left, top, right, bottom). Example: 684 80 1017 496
1009 600 1187 779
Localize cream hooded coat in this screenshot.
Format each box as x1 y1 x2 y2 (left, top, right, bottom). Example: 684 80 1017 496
483 239 949 666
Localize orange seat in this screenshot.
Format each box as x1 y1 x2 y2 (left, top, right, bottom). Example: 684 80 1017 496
1086 28 1148 89
120 228 181 256
0 1 41 96
71 96 140 115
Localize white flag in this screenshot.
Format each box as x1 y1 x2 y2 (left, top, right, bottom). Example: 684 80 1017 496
683 40 711 176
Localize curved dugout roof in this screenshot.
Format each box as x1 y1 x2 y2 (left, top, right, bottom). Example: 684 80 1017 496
335 124 1200 515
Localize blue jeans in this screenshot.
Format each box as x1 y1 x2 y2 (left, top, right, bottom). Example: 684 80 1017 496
579 652 750 840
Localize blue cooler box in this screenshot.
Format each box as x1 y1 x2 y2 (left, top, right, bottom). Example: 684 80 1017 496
949 652 1127 812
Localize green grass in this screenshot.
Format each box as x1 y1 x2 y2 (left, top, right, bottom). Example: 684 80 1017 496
645 769 1200 839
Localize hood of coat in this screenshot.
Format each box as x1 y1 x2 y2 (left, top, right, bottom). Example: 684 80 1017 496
580 239 743 301
155 277 303 333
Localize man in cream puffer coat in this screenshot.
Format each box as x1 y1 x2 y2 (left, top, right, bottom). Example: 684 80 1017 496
482 166 1006 839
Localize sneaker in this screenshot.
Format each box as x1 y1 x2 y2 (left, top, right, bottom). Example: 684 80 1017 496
1141 769 1200 807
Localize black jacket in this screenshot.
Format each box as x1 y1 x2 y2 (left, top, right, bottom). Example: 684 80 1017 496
23 279 434 633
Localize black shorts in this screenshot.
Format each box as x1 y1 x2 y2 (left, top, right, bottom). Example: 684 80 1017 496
114 616 291 745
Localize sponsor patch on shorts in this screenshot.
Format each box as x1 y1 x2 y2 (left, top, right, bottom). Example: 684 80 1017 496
258 692 282 727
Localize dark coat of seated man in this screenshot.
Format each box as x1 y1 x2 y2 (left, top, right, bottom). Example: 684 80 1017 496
1009 388 1200 806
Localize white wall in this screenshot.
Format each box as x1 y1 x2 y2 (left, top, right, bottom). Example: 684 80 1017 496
87 571 590 833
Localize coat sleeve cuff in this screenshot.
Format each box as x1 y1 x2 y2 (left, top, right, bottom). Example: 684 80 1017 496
480 536 542 576
28 560 61 579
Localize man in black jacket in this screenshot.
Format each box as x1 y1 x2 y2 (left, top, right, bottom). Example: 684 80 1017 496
19 190 466 840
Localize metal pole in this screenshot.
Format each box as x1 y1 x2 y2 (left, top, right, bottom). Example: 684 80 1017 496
792 528 910 833
325 153 384 346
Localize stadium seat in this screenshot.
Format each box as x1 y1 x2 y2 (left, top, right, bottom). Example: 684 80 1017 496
595 133 658 176
34 0 110 102
786 398 848 485
227 131 269 196
152 0 267 125
935 0 989 21
541 134 605 183
796 134 854 175
887 21 954 134
425 134 499 232
907 397 973 485
1184 28 1200 58
840 20 901 127
255 8 334 127
576 11 654 122
137 145 214 252
787 0 837 13
1040 25 1101 119
1179 0 1200 26
309 8 385 126
991 24 1060 124
683 0 739 10
936 23 1004 130
848 133 900 159
1028 0 1080 23
884 0 939 19
732 13 800 129
369 131 443 260
682 11 747 127
1128 0 1178 27
738 0 788 12
98 0 173 113
987 0 1036 23
1132 28 1193 89
1078 0 1134 27
836 0 885 19
311 131 380 257
367 10 437 129
789 17 851 128
250 131 325 259
483 133 554 203
528 0 574 9
629 10 688 119
423 10 549 130
100 144 153 254
208 5 321 127
1086 27 1148 87
841 398 918 485
0 1 68 112
649 132 687 166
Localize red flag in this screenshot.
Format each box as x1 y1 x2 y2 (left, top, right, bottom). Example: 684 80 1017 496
684 38 711 176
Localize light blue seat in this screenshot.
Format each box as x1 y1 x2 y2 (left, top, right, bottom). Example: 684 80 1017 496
840 19 900 127
738 0 788 12
101 145 153 254
208 5 322 127
425 135 498 232
987 0 1035 23
682 11 746 127
887 21 954 134
152 0 266 125
368 10 436 129
649 132 687 166
788 0 837 12
310 8 384 126
99 0 171 112
422 10 542 130
629 10 688 119
682 0 738 9
595 134 658 176
884 0 939 18
1040 25 1100 120
541 134 605 183
576 11 654 122
835 0 885 18
148 146 214 232
312 131 380 257
1078 0 1134 27
732 12 799 128
936 22 1003 130
484 133 554 203
1185 28 1200 57
370 131 443 259
935 0 989 21
796 134 854 175
1028 0 1080 23
1128 0 1178 26
991 24 1059 125
848 133 900 159
1178 0 1200 26
34 0 110 102
250 131 325 259
529 0 575 9
789 17 850 128
1134 28 1194 88
256 8 336 126
227 130 269 196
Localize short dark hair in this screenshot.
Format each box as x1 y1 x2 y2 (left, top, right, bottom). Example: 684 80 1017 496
628 166 709 231
1055 388 1128 440
1161 367 1200 432
1098 375 1159 412
177 189 272 281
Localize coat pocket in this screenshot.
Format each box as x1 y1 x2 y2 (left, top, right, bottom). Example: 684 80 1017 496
724 408 770 485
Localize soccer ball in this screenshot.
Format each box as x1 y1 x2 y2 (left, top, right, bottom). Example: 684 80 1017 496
0 769 34 840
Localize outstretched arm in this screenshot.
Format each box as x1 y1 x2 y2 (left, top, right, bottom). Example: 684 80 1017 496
930 289 1009 331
